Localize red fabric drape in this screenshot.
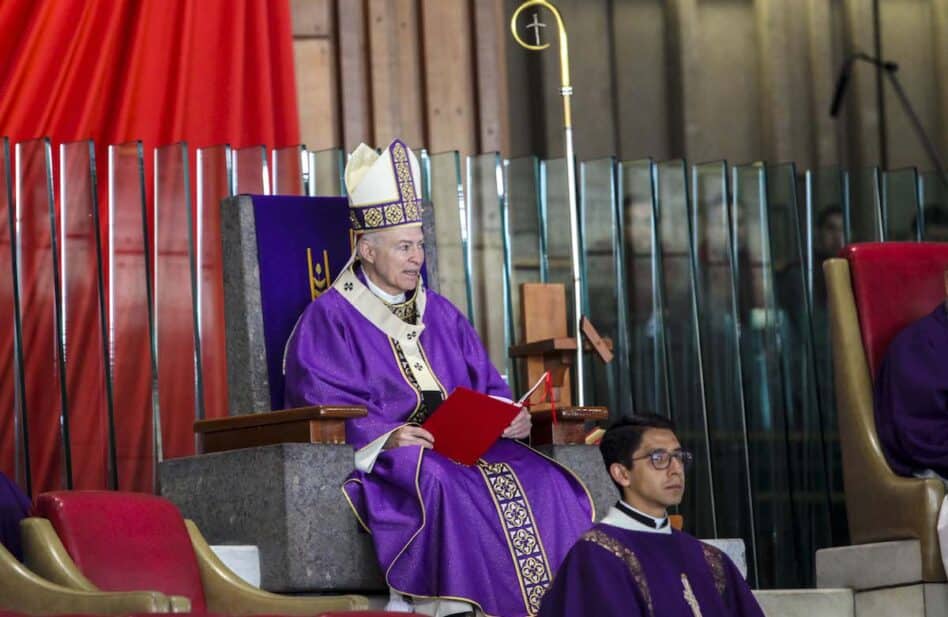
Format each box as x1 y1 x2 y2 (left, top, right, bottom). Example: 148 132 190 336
0 0 299 494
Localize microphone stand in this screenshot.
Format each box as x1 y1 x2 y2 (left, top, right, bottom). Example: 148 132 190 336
832 53 948 192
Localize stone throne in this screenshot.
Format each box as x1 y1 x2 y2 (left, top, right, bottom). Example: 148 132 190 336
160 194 387 593
159 194 615 594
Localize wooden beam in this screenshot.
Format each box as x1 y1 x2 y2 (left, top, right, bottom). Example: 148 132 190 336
367 0 425 148
337 0 373 151
294 38 340 150
472 0 510 155
420 0 477 155
291 0 333 37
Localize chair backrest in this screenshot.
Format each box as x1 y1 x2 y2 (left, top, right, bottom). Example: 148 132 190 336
845 242 948 380
33 491 206 611
221 195 352 413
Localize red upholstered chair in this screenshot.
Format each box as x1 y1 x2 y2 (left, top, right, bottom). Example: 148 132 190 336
824 242 948 582
0 540 172 615
20 491 369 615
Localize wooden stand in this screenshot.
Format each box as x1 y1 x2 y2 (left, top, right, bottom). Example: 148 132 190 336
512 283 611 445
194 405 367 454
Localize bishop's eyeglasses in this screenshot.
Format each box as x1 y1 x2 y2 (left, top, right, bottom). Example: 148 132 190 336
630 449 694 470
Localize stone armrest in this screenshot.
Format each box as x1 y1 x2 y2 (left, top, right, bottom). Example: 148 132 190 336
0 540 173 615
185 520 369 615
20 517 192 612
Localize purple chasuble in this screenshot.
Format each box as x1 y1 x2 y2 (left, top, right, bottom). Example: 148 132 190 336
0 472 30 561
285 270 595 617
539 524 764 617
874 303 948 477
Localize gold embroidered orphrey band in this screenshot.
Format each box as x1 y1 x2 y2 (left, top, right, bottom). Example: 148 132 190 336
479 461 554 615
581 529 655 617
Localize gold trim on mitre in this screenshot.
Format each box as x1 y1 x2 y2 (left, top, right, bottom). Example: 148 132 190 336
345 138 423 233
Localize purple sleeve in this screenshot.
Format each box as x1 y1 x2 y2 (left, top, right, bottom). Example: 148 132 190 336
721 551 766 617
538 540 645 617
0 473 30 561
283 298 404 449
452 304 513 399
873 307 948 477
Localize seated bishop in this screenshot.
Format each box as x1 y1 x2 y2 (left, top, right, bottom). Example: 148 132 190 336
283 138 594 617
874 270 948 480
538 415 764 617
873 270 948 575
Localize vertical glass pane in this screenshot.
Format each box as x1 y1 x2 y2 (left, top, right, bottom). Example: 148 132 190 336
539 158 573 292
806 167 847 243
881 167 921 241
767 163 834 587
654 160 715 541
271 145 305 195
467 153 509 380
804 169 848 547
805 167 848 267
424 151 472 318
579 158 621 412
733 163 794 588
918 172 948 241
154 143 200 459
196 145 232 420
308 148 346 196
692 161 754 554
16 138 70 491
620 159 670 419
109 142 158 492
845 168 883 242
0 139 28 491
60 141 113 489
234 145 270 195
503 156 543 347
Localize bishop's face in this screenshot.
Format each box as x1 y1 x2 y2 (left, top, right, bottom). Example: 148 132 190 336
612 428 686 518
358 226 425 295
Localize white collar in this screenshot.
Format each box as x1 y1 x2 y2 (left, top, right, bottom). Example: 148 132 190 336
364 273 406 304
600 501 671 535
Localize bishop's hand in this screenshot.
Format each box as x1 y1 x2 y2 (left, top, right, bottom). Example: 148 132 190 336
386 425 435 449
503 407 532 440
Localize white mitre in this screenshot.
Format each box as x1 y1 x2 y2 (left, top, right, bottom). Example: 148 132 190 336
345 138 423 233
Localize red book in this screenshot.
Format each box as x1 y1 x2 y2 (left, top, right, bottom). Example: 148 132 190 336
422 387 521 466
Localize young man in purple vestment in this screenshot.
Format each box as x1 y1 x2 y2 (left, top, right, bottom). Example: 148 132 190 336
538 415 764 617
874 270 948 574
284 138 594 617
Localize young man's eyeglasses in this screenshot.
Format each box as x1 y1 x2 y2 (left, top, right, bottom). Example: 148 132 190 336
630 449 694 470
